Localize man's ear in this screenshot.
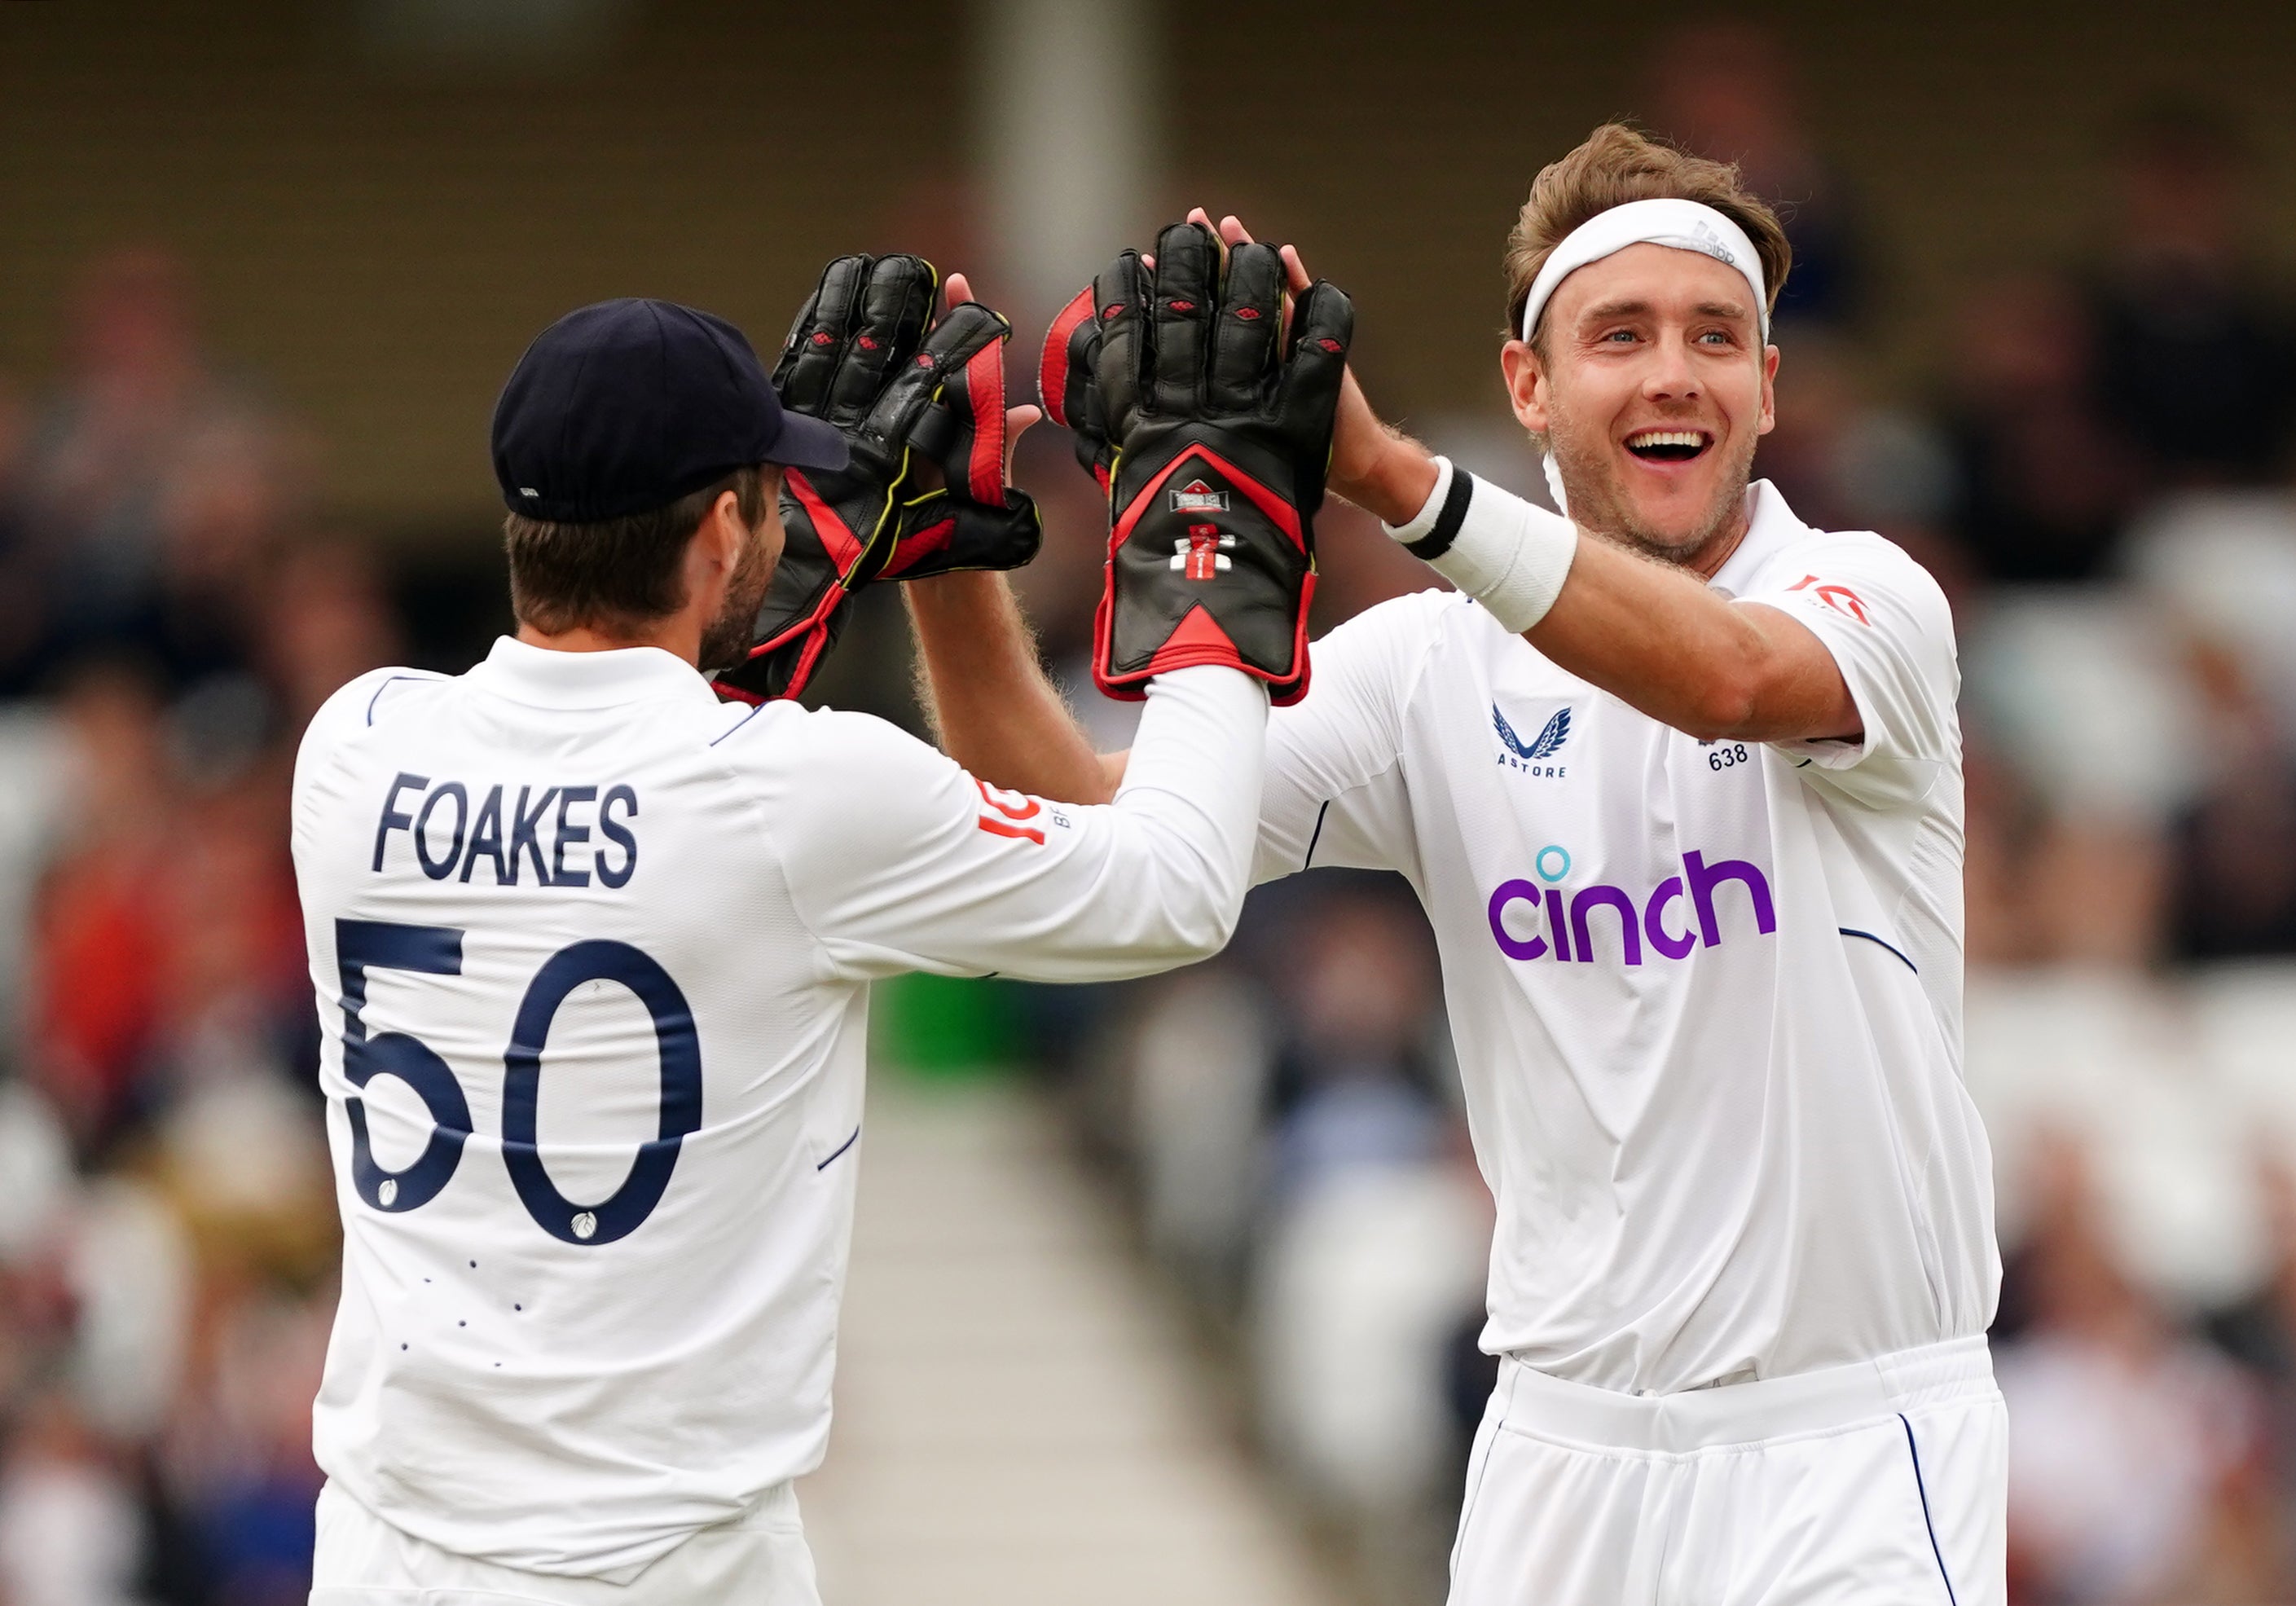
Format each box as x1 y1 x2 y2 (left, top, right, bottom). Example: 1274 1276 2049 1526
697 490 746 573
1500 339 1550 436
1757 344 1781 438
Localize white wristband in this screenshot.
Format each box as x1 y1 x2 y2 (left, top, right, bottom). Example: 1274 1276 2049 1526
1382 456 1577 634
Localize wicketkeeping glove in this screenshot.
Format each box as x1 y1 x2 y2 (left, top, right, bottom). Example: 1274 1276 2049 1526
874 301 1041 584
718 256 1040 703
1040 219 1352 706
720 253 928 702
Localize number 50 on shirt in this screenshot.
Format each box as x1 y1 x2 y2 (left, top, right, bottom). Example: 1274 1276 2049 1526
336 919 701 1245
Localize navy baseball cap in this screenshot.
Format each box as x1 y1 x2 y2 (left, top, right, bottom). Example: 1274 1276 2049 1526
491 298 848 522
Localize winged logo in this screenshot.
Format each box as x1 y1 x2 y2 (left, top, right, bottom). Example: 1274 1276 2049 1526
1493 704 1571 762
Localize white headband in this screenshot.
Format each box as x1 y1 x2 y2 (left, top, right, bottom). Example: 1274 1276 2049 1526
1517 197 1769 345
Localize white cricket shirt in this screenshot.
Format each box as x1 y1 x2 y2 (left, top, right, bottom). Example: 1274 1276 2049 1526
292 640 1265 1577
1257 478 1999 1394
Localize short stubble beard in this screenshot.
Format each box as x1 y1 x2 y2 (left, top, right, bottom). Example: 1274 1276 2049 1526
697 526 779 673
1545 404 1759 574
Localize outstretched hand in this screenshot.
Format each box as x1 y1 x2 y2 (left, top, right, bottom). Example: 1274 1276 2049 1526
1181 208 1438 527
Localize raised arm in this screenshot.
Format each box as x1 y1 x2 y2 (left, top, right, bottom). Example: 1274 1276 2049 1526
1342 415 1856 746
906 570 1123 803
907 222 1347 802
1220 212 1858 746
766 666 1260 982
1375 454 1858 742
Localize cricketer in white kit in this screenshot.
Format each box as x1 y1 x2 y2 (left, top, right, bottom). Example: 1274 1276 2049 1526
913 134 2006 1605
295 653 1263 1598
293 284 1307 1603
1263 493 1999 1605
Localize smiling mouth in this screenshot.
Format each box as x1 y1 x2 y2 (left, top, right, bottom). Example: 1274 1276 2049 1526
1624 429 1711 464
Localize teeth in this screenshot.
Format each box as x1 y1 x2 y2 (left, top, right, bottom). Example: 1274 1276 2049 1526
1627 430 1705 449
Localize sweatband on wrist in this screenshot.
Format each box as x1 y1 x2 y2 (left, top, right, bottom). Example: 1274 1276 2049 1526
1405 464 1475 560
1386 456 1461 552
1382 458 1577 634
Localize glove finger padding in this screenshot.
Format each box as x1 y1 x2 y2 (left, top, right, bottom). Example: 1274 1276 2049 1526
825 256 939 429
878 302 1042 580
1089 251 1153 448
1274 280 1353 478
774 254 871 416
1207 242 1284 414
1054 220 1353 706
1147 225 1218 416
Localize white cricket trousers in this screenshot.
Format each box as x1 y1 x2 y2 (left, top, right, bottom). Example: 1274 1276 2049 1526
1449 1335 2006 1606
308 1481 823 1606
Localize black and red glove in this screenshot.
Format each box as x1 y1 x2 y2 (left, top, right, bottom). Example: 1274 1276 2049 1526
718 256 1040 703
874 302 1041 585
722 253 929 703
1040 220 1351 706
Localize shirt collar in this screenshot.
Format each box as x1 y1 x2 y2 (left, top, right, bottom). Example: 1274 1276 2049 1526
463 635 720 711
1705 479 1806 599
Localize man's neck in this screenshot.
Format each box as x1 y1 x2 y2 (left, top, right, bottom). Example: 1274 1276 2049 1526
1682 508 1753 581
516 620 701 666
1585 504 1751 582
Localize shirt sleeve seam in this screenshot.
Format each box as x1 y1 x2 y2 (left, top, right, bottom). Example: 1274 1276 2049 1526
1278 601 1443 877
364 671 448 727
1302 757 1409 870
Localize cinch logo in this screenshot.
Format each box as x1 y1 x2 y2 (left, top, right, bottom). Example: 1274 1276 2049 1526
1494 703 1570 778
1486 847 1775 966
1170 478 1229 514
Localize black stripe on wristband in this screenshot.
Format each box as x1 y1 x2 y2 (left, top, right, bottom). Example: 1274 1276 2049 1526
1403 469 1475 560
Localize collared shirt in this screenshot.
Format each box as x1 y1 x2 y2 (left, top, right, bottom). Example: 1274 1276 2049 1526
292 640 1265 1576
1256 479 1998 1393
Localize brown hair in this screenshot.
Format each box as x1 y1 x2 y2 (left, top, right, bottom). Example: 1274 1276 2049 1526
1504 123 1792 352
504 468 767 636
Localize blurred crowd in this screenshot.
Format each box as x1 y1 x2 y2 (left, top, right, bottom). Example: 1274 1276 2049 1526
0 250 403 1605
2 22 2296 1604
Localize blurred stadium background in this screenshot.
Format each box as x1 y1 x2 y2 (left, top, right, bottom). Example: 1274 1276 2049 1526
3 1 2296 1601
